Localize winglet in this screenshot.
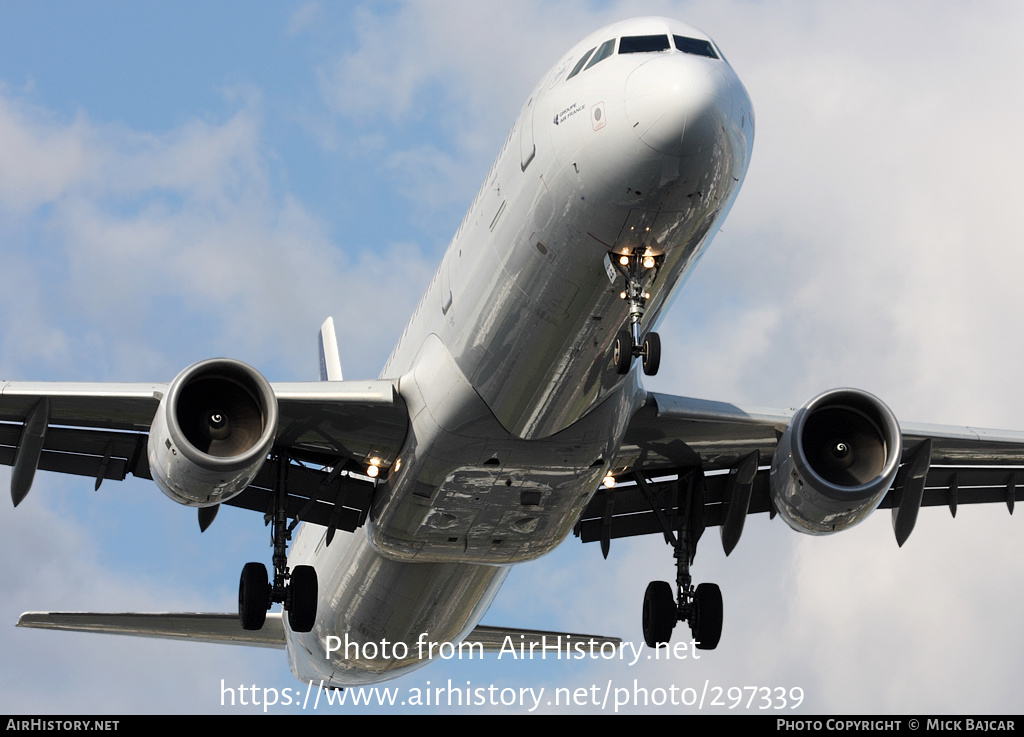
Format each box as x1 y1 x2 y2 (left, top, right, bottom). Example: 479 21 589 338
318 317 344 381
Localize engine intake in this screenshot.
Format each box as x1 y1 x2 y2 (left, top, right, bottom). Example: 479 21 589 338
770 388 901 535
148 358 278 507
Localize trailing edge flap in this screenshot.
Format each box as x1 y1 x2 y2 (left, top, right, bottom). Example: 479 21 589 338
16 612 620 653
17 611 286 649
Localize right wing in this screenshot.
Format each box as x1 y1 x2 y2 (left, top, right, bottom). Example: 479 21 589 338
576 390 1024 556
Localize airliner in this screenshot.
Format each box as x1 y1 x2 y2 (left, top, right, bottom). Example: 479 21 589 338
5 16 1024 689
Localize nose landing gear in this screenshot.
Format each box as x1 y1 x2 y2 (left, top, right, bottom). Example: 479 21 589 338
609 250 661 376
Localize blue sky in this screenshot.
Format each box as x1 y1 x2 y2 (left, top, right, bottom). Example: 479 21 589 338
2 0 1024 714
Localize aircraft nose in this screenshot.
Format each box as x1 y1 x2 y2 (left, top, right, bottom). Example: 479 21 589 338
624 55 744 157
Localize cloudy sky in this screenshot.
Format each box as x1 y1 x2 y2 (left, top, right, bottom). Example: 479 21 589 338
2 0 1023 715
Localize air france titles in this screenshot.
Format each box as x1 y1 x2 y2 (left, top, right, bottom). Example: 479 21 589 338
498 635 700 665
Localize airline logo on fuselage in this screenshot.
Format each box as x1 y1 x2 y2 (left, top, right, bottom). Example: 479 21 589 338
553 102 584 125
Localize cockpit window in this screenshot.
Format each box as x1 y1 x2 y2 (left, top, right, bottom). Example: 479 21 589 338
584 38 616 70
673 35 719 59
619 35 671 54
566 47 596 80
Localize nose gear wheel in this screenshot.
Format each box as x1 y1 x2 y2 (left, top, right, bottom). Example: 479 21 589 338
609 249 661 376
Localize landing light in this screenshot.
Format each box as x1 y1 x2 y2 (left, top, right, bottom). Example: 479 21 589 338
619 255 630 266
643 256 655 269
367 458 381 478
603 473 616 488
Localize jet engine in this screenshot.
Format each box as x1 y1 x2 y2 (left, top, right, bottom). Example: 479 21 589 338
148 358 278 507
769 388 902 535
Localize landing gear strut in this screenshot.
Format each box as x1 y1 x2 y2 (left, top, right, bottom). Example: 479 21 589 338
238 454 319 633
635 464 723 650
610 249 661 376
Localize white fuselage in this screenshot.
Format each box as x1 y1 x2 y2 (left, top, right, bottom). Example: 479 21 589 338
285 17 754 687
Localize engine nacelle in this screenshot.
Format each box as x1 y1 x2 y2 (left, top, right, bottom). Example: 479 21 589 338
770 388 902 535
148 358 278 507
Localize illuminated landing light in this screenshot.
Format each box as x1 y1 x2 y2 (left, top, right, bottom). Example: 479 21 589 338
367 458 381 478
643 256 655 269
603 473 616 488
619 255 630 266
620 291 627 299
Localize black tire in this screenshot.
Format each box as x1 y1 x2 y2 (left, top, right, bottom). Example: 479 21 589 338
642 332 661 376
692 582 723 650
614 330 633 374
642 580 676 648
239 562 269 631
288 565 318 633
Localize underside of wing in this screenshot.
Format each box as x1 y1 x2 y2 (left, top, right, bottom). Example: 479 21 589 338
16 612 620 655
17 611 286 649
0 371 410 534
578 389 1024 558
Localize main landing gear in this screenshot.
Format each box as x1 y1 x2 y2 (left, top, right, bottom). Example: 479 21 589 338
238 454 319 633
609 249 661 376
634 464 723 650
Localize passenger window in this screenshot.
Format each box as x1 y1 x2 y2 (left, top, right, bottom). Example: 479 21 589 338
673 35 719 59
618 35 671 54
566 47 596 80
584 39 616 70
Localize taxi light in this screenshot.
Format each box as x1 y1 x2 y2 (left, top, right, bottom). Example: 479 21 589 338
603 473 616 488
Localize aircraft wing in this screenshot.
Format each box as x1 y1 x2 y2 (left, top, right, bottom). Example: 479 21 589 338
0 378 409 532
576 391 1024 555
17 612 621 653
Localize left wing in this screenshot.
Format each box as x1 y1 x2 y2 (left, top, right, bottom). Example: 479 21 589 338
0 374 409 532
577 389 1024 556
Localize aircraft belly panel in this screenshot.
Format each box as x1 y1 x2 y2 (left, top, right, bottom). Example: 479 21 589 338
288 524 508 687
368 334 641 564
